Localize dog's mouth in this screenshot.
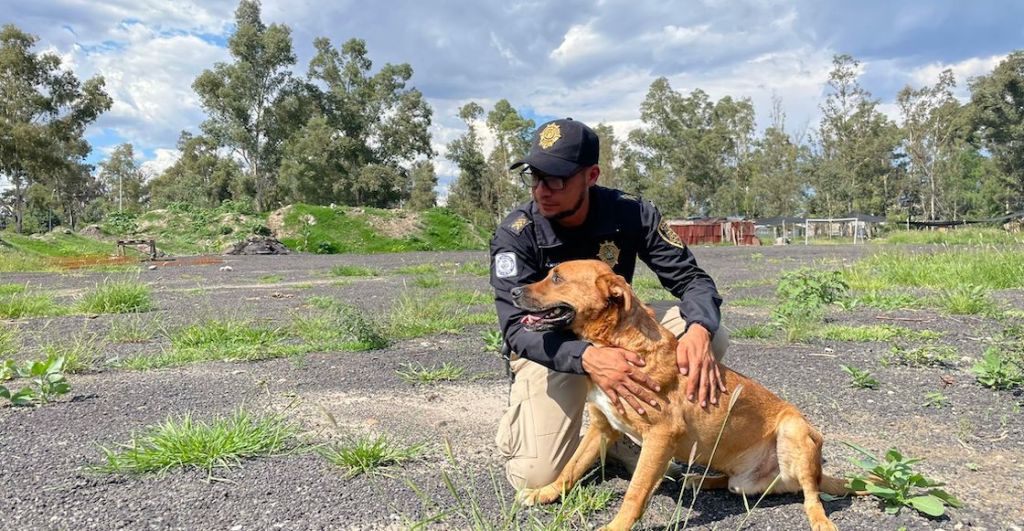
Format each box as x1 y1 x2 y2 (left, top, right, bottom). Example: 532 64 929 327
520 303 576 331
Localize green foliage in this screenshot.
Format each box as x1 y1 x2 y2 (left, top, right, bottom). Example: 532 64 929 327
843 442 962 517
0 353 70 406
848 250 1024 290
0 291 63 318
815 325 942 343
319 434 426 478
481 329 503 353
971 348 1023 390
732 323 775 340
258 274 284 284
0 324 16 358
922 392 949 408
396 362 466 384
841 365 879 389
933 285 997 316
93 411 298 478
107 317 158 343
880 228 1024 245
771 301 823 343
883 345 959 368
122 320 289 370
776 268 849 307
329 264 379 277
386 291 494 339
412 275 445 288
76 281 153 314
0 283 27 296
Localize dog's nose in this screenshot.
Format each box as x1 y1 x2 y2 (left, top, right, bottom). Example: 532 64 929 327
510 286 523 299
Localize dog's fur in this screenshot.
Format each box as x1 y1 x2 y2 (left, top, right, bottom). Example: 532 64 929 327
511 260 854 531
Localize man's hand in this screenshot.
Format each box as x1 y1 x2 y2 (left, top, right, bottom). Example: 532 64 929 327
581 346 661 415
677 324 725 407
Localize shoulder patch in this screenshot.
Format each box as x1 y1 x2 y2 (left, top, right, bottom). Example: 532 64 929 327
494 252 518 278
658 219 686 249
619 192 640 202
505 214 532 235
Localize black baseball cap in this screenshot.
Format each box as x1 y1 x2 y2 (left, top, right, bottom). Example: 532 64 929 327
509 118 600 177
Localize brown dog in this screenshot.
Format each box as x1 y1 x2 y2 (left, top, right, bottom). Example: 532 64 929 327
511 259 854 531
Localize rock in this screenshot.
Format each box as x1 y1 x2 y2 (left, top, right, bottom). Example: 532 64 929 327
219 265 234 272
78 224 105 239
147 265 157 270
224 235 291 255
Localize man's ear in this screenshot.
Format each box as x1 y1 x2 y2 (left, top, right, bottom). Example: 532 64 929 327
598 273 633 313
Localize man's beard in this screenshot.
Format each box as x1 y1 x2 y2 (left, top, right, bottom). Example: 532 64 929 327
544 190 587 221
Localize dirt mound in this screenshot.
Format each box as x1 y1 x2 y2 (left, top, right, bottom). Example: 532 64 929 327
266 205 293 238
224 235 291 255
78 224 106 239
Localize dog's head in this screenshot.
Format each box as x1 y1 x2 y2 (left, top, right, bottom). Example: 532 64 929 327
511 259 638 335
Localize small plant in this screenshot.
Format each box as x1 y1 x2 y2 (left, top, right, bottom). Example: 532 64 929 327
458 261 490 276
257 274 284 284
922 391 949 408
540 483 616 519
395 264 439 275
733 323 775 340
728 297 772 308
412 274 445 288
0 292 63 318
41 334 101 373
776 268 848 307
76 281 153 314
934 285 996 316
0 324 17 358
92 410 298 479
882 345 958 368
971 347 1023 390
319 434 426 478
0 353 71 406
843 442 961 517
771 301 823 343
481 329 503 353
329 265 378 277
107 317 158 343
841 365 879 389
396 362 465 384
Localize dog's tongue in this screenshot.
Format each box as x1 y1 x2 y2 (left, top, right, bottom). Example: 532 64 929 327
521 314 542 326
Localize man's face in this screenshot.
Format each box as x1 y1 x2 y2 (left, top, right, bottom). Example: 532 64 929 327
528 167 590 220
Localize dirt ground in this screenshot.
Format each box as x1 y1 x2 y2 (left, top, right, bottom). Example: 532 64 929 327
1 245 1022 531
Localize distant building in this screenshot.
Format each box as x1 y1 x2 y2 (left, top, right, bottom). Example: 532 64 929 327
666 217 760 246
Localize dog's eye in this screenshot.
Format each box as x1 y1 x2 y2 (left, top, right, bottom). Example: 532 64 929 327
551 272 562 284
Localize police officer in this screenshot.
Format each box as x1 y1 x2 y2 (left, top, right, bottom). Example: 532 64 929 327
490 118 729 489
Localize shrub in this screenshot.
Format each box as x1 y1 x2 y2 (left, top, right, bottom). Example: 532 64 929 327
843 442 961 517
776 268 848 307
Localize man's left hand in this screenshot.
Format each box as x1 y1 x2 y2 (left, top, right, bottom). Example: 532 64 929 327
676 324 725 407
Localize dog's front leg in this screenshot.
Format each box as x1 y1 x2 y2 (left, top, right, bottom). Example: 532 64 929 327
601 429 676 531
518 404 620 506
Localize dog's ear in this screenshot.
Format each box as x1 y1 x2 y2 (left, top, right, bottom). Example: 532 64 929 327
598 273 633 313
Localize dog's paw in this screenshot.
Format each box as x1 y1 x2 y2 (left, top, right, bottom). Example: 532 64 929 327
810 519 839 531
516 485 561 506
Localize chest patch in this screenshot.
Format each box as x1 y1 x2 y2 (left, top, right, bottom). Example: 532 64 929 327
597 240 620 268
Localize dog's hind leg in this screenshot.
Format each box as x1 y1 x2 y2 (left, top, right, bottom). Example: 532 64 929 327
776 414 838 531
603 430 677 531
518 404 620 506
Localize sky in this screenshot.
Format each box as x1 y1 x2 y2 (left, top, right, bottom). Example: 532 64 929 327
3 0 1021 196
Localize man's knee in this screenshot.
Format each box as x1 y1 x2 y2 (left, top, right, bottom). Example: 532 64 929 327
505 454 563 490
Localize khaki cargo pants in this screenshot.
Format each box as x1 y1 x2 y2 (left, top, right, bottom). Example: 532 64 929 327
495 306 730 489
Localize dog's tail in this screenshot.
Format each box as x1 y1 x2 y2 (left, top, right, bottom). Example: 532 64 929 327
818 474 867 496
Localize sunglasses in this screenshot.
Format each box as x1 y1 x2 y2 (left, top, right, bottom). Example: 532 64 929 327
518 168 581 190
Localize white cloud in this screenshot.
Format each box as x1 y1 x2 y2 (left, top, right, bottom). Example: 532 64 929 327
141 148 182 177
549 22 607 65
909 54 1006 98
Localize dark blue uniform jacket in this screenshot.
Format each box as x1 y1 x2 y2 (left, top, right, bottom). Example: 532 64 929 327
489 186 722 374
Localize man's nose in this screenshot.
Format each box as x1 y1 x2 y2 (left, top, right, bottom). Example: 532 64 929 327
511 286 523 299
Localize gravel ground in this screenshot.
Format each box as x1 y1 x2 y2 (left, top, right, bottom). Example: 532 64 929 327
1 245 1023 531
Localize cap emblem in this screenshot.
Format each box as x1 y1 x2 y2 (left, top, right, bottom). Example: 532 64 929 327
538 123 561 149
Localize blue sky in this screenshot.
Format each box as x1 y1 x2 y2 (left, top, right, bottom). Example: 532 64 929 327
2 0 1020 194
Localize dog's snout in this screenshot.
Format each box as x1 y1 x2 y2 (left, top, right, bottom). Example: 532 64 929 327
510 286 523 299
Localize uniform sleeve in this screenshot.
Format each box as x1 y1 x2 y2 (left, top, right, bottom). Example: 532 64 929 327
637 202 723 336
490 229 590 374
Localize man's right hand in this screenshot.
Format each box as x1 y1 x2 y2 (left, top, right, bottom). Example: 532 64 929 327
581 345 661 416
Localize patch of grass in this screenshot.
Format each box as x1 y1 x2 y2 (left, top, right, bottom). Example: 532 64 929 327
842 442 961 517
107 316 158 343
879 227 1024 245
732 323 775 340
728 297 773 308
306 296 336 309
632 275 670 301
289 305 388 352
814 324 942 342
848 290 922 310
76 281 153 314
971 347 1023 390
481 329 503 353
540 483 616 519
841 364 880 389
458 261 490 276
387 291 493 339
0 292 64 318
329 265 379 277
0 283 27 296
436 288 492 306
92 410 298 478
319 434 426 478
0 230 116 257
122 320 290 370
882 345 959 368
396 362 466 384
0 324 17 358
395 264 439 275
923 391 950 408
729 278 776 289
412 275 445 288
771 302 823 343
41 334 101 373
847 249 1024 291
932 285 998 316
257 274 284 284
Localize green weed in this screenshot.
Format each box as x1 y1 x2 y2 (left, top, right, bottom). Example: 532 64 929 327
843 442 961 517
412 275 445 288
933 285 998 316
922 392 950 408
776 268 848 307
848 249 1024 291
387 291 493 339
728 297 773 308
815 325 942 342
841 365 880 389
0 353 70 406
971 348 1023 390
396 362 466 384
732 324 775 340
481 330 503 353
396 264 439 275
76 281 153 314
258 274 284 284
41 334 101 373
319 434 426 478
107 317 158 343
882 345 959 368
0 283 27 296
329 265 379 277
0 292 63 318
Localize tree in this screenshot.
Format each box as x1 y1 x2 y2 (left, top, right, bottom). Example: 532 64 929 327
407 160 437 210
593 123 621 189
969 50 1024 213
446 102 489 225
0 24 111 232
483 99 533 222
192 0 297 211
149 132 241 208
98 144 147 213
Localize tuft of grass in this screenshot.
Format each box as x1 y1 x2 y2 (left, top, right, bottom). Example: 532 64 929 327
41 334 101 373
841 365 880 389
458 261 490 276
814 324 942 342
728 297 773 308
396 362 465 384
387 291 494 339
732 323 775 340
631 275 670 301
932 285 998 316
92 410 298 478
76 281 153 314
122 320 289 370
923 391 950 408
289 304 388 352
395 264 439 275
319 434 426 478
412 275 445 288
0 292 64 318
540 483 616 519
257 274 284 284
329 265 379 277
107 316 158 343
847 249 1024 291
0 324 17 358
0 283 27 296
882 345 959 368
849 290 922 310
